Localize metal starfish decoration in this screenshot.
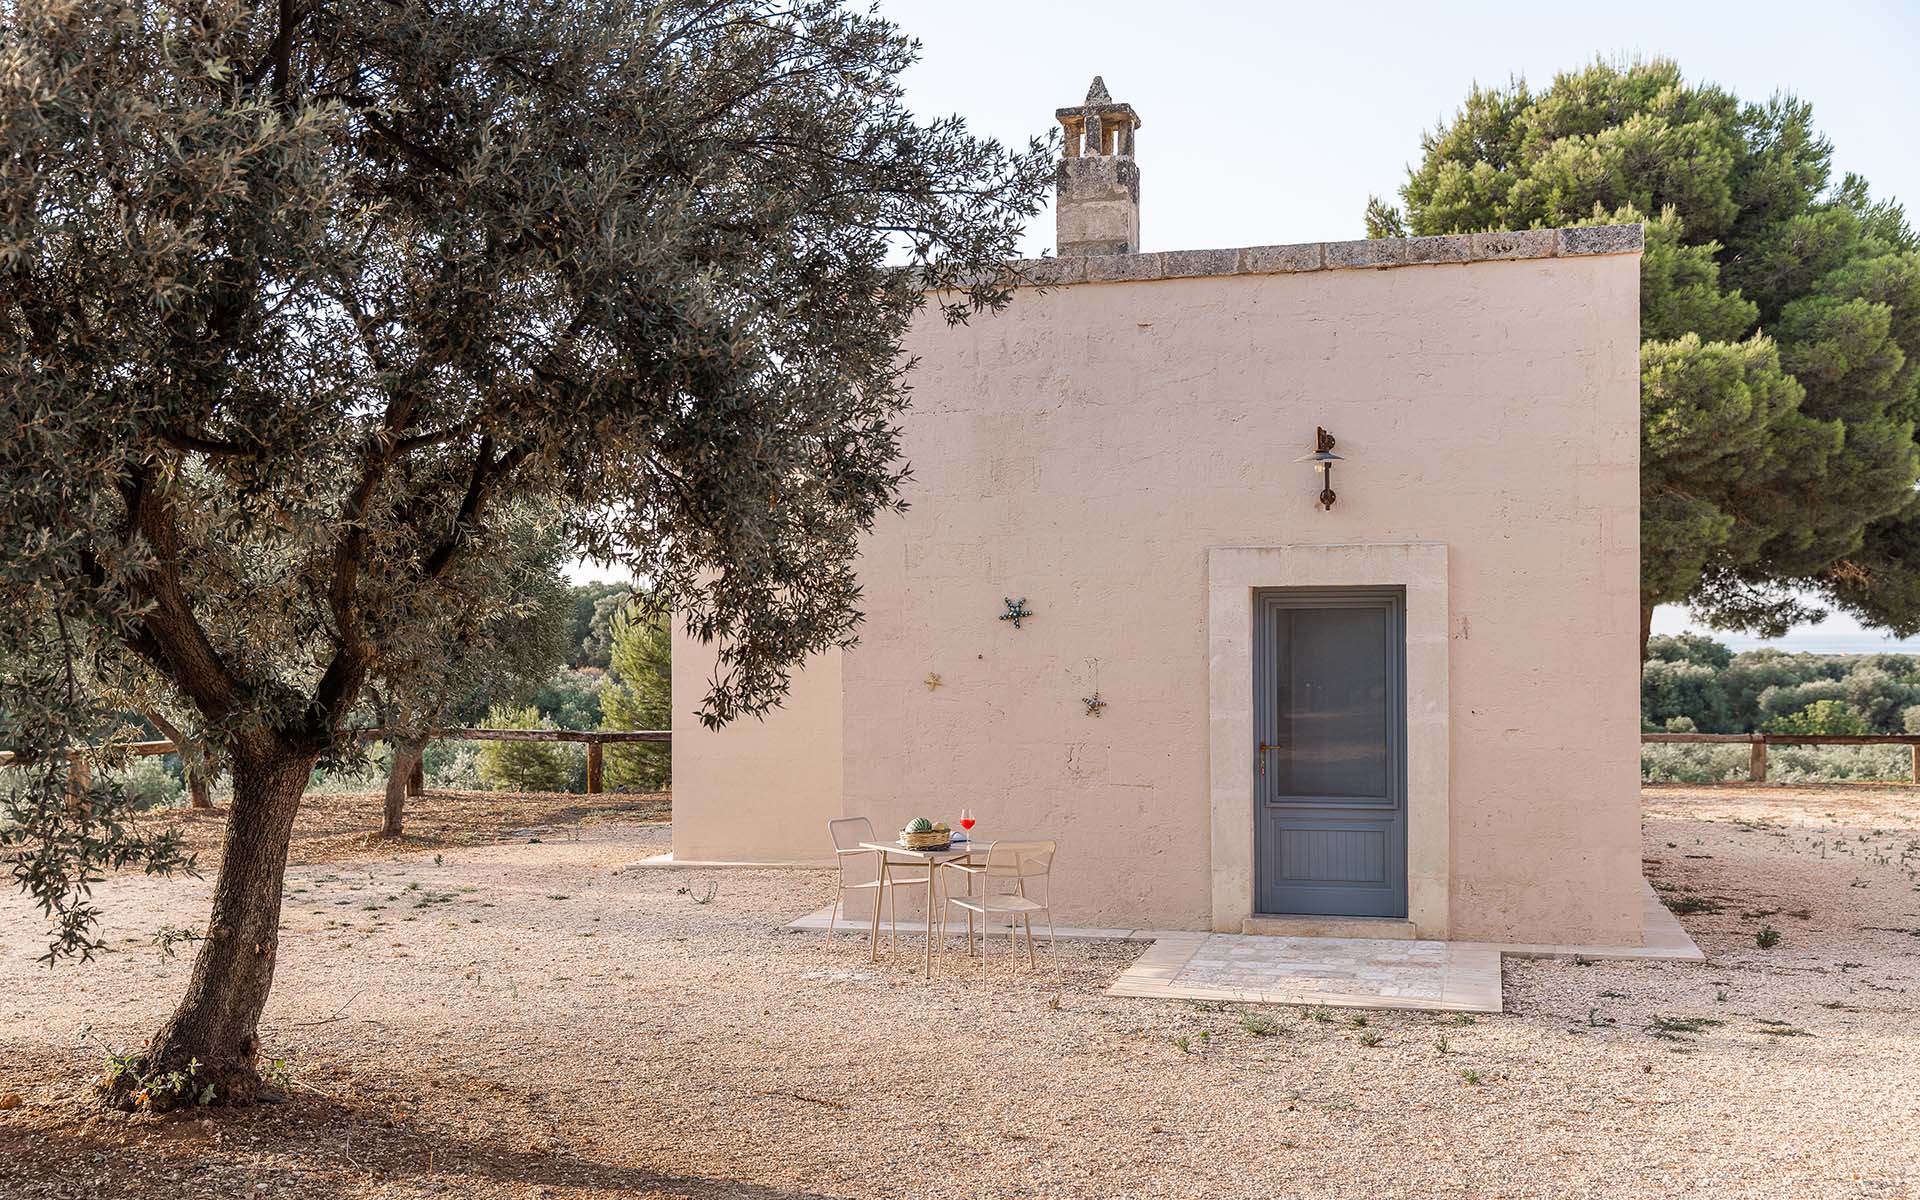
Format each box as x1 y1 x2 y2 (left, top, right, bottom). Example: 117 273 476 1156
924 672 943 691
1083 692 1107 717
999 597 1033 629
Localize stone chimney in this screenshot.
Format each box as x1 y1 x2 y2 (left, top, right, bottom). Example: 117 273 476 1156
1055 76 1141 257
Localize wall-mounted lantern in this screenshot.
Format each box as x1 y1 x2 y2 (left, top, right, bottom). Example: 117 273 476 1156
1294 427 1342 510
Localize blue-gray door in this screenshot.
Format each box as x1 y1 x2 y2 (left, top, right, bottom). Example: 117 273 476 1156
1253 588 1407 918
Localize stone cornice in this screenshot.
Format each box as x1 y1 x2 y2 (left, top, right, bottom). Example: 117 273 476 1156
1000 223 1642 288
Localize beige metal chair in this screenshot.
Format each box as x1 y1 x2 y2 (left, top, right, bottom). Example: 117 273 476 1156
826 816 931 953
938 840 1057 984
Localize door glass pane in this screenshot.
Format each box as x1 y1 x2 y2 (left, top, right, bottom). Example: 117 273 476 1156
1273 606 1388 798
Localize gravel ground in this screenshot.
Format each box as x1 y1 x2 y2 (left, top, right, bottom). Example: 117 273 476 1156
2 785 1917 1199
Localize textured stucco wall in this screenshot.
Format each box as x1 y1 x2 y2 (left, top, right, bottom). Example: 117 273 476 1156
668 628 841 864
833 253 1643 942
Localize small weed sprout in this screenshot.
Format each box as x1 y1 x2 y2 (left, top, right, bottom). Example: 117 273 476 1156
82 1027 215 1110
1240 1012 1284 1038
1174 1035 1192 1055
262 1057 295 1090
1356 1029 1383 1047
1301 1004 1332 1024
1460 1068 1482 1086
675 879 719 905
1434 1033 1452 1055
150 925 204 961
1755 926 1782 949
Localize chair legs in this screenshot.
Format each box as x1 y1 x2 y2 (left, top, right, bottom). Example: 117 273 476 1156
827 891 841 943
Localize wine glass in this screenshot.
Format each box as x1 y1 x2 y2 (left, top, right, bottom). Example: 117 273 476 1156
958 807 976 842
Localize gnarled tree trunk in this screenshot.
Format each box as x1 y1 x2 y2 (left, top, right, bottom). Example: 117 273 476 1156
382 736 427 837
102 740 315 1110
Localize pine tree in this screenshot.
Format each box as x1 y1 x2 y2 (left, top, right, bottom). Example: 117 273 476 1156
1368 59 1920 650
474 706 574 794
599 607 672 791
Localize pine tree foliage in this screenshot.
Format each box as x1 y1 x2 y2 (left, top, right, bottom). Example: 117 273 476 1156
1368 59 1920 642
599 606 671 791
474 704 575 794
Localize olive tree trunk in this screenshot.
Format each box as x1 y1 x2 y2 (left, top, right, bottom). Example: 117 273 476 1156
382 736 428 837
145 709 215 810
102 741 314 1110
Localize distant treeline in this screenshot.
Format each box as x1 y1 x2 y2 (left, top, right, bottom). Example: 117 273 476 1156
1643 633 1920 736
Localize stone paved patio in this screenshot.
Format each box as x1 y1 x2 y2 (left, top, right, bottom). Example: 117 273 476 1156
1106 932 1504 1013
786 879 1697 1013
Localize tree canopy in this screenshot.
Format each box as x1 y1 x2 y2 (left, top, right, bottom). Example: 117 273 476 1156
1367 59 1920 646
0 0 1051 1108
567 581 632 670
1643 632 1920 735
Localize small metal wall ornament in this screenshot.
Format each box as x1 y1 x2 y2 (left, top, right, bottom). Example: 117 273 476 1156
924 672 943 691
1082 692 1107 717
999 597 1034 629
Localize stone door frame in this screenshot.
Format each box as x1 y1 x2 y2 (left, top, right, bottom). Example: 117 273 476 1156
1208 543 1450 937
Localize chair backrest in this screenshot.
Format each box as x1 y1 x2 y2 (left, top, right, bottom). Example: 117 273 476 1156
828 816 876 852
982 839 1055 885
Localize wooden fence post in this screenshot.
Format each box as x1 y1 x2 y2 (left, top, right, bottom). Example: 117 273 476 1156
1910 743 1919 785
1749 736 1768 784
586 739 603 795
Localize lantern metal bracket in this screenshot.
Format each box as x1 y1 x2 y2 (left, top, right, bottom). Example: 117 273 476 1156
1294 427 1343 510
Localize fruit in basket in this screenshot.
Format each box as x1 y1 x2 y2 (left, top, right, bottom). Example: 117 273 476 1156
906 817 933 833
932 821 950 833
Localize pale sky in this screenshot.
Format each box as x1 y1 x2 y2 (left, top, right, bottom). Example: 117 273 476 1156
585 0 1920 650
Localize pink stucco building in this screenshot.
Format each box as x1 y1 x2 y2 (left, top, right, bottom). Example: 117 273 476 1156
672 80 1646 947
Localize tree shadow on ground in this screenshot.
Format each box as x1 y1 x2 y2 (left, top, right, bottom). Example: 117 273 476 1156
0 1094 844 1200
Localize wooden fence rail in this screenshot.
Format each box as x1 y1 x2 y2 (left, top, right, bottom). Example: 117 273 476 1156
1643 731 1920 783
1 727 671 797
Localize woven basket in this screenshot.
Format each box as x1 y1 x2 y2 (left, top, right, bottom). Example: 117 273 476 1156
899 828 950 850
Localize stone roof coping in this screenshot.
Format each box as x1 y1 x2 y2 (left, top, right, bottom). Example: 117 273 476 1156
998 223 1642 289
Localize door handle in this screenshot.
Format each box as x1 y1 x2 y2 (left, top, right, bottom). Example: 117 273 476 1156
1257 742 1279 777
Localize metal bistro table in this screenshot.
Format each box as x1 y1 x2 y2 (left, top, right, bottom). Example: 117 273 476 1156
858 839 981 978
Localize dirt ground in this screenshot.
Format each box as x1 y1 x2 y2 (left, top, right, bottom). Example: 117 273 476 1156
3 784 1918 1199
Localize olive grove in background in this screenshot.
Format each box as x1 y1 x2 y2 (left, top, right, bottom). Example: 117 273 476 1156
1642 632 1920 781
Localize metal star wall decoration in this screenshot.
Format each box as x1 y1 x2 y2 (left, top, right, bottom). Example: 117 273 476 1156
1082 691 1107 717
999 597 1033 629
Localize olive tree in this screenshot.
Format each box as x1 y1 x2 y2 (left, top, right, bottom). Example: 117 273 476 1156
365 505 572 836
0 0 1051 1108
